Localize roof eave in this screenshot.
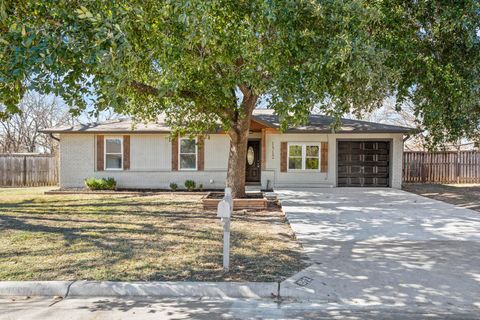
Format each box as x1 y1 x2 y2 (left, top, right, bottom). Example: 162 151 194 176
284 129 413 134
38 129 172 134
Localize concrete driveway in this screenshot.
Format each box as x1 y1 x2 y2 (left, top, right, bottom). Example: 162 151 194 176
277 188 480 313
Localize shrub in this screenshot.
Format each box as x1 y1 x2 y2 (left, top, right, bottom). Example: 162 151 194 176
184 180 196 191
85 177 117 190
198 183 203 191
169 182 178 191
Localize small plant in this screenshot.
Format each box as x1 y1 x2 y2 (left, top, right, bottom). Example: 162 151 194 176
84 177 117 190
198 183 204 191
169 182 178 191
184 180 196 191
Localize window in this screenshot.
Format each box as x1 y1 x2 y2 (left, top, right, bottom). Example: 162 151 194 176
105 137 123 170
179 138 197 170
288 145 303 170
288 143 320 171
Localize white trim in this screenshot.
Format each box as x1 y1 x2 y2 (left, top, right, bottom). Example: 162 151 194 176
178 137 198 171
287 142 321 171
104 136 123 171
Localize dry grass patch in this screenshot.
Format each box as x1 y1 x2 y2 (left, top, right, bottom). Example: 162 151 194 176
404 183 480 212
0 187 307 282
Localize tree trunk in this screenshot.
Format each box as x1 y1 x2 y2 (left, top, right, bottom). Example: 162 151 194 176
226 87 258 198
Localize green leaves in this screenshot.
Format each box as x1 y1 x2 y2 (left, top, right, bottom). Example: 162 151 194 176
0 0 478 146
76 6 94 20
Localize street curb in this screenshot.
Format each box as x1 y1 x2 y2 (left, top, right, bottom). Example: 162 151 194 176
0 281 278 299
0 281 72 297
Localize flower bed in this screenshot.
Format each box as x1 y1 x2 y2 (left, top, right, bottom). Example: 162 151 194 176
202 192 268 210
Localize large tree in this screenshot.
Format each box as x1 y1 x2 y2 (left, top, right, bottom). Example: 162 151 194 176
0 91 71 153
1 1 479 197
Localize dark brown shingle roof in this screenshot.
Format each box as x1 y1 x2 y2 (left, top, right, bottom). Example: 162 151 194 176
252 109 413 133
41 109 413 134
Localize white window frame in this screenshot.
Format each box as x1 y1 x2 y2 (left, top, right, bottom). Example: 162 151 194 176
179 137 198 171
287 142 321 171
104 136 123 171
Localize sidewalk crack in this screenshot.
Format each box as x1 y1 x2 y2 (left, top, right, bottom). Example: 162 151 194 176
64 280 76 298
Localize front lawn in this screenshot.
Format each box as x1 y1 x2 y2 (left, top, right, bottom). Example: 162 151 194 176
404 183 480 213
0 187 306 282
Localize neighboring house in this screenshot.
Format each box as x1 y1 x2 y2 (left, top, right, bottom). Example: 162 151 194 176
41 109 412 190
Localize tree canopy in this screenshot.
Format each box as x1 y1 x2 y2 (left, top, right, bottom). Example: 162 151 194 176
1 1 479 195
2 1 479 142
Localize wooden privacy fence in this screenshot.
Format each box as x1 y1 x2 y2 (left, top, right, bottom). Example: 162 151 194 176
403 151 480 184
0 154 58 187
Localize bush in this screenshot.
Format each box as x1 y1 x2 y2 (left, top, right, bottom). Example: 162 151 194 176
85 177 117 190
184 180 196 191
169 182 178 191
198 183 203 191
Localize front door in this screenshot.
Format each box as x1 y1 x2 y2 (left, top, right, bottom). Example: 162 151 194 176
245 140 261 184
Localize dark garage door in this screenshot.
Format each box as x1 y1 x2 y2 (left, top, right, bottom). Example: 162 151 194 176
337 141 390 187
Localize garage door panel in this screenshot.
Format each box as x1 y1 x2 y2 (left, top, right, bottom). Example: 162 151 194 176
338 161 389 167
358 149 389 155
376 166 389 174
362 161 389 166
375 177 389 185
338 154 362 162
339 173 389 178
337 140 390 187
377 154 390 161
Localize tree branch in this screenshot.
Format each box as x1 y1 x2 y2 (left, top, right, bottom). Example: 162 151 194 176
130 81 198 100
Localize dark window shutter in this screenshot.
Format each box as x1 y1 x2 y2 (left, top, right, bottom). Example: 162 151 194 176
280 142 287 172
123 135 130 170
197 136 204 171
96 135 104 171
171 136 178 171
321 142 328 172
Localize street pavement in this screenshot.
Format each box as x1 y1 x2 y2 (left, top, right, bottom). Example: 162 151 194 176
1 296 478 320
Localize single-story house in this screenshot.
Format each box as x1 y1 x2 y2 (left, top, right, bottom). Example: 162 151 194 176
42 109 412 190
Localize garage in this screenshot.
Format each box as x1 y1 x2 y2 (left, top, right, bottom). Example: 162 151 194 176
337 140 390 187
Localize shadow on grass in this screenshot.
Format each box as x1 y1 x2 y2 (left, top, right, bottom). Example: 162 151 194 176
0 194 307 282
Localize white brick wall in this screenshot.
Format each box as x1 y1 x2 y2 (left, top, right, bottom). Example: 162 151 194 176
60 134 95 187
130 134 170 170
59 132 404 189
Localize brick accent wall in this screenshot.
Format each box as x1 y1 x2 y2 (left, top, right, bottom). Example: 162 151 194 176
171 136 178 171
321 142 328 172
123 135 130 170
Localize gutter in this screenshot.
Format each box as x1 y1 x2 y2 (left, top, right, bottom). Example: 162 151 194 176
49 133 60 142
404 128 423 142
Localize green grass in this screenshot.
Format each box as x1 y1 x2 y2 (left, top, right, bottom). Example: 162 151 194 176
0 187 306 281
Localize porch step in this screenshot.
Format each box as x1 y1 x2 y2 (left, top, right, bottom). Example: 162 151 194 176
246 185 262 192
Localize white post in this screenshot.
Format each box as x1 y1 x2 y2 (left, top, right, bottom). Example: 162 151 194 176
223 217 230 271
217 188 233 272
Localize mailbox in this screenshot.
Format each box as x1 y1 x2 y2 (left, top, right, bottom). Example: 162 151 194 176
217 200 231 218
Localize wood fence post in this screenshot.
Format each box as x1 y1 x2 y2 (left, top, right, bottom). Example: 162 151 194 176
456 150 460 183
23 155 27 186
456 150 460 184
